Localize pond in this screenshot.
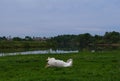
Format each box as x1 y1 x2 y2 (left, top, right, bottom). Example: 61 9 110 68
0 49 79 57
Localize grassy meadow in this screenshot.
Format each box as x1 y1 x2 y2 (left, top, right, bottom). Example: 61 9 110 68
0 51 120 81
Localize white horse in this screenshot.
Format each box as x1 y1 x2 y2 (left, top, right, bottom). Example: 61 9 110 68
46 57 73 68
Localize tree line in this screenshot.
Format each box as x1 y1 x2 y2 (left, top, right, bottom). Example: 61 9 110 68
48 31 120 51
0 31 120 51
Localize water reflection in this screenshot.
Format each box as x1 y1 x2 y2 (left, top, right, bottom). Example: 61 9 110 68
0 49 79 57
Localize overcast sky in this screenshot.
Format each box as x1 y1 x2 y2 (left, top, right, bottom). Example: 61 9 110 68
0 0 120 37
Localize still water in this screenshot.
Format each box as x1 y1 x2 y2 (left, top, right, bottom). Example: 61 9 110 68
0 49 79 57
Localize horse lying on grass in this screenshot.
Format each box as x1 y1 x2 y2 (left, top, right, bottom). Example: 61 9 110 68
46 57 73 68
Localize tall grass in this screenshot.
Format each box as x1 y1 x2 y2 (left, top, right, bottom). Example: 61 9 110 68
0 51 119 81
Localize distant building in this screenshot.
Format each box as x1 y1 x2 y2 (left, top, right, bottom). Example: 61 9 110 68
33 37 47 41
7 36 12 41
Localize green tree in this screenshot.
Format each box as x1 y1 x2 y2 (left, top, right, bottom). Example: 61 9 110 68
77 33 93 50
12 37 22 41
104 31 120 43
25 36 33 41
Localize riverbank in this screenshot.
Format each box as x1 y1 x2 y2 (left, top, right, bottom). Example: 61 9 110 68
0 51 119 81
0 49 79 57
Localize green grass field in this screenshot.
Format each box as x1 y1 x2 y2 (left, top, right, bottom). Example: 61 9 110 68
0 51 120 81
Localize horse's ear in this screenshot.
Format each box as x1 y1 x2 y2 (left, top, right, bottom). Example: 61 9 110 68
48 57 50 59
